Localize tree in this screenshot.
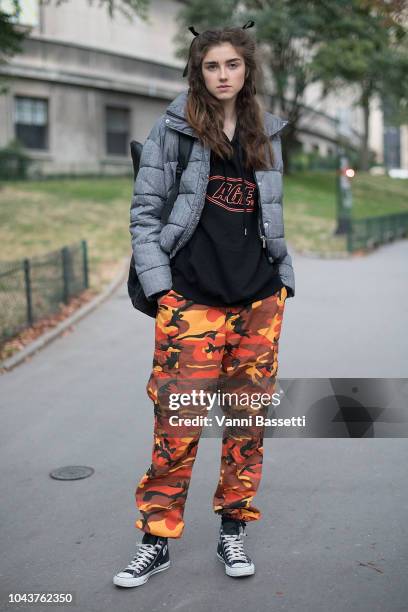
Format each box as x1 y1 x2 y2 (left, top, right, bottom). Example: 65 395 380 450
175 0 408 172
0 1 25 63
307 0 408 170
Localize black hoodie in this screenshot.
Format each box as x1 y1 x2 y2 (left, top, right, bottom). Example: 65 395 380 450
170 125 283 306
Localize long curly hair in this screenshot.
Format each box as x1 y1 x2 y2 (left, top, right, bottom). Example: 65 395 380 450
185 26 274 170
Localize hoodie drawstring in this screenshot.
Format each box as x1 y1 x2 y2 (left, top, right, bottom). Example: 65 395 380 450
222 127 248 237
236 138 248 237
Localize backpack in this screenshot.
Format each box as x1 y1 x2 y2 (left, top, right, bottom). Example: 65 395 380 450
127 133 194 317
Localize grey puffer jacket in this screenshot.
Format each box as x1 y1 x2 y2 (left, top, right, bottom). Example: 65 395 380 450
130 90 295 301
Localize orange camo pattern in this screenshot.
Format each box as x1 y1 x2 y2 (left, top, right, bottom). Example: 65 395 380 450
135 286 287 538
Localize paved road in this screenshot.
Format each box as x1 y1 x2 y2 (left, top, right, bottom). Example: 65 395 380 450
1 240 407 612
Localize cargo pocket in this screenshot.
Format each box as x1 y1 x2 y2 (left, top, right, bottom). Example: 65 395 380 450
147 322 181 411
151 290 184 376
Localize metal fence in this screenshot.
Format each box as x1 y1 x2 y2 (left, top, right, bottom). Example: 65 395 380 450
0 240 89 344
347 212 408 253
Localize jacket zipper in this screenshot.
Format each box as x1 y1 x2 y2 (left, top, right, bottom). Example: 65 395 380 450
253 172 267 249
253 121 289 249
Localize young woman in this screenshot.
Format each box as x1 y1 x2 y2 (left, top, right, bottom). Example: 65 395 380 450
113 24 295 588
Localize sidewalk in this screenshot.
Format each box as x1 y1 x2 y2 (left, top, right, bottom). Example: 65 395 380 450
0 241 407 612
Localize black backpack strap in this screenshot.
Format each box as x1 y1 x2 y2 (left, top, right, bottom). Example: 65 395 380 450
161 133 194 224
129 140 143 180
177 132 194 173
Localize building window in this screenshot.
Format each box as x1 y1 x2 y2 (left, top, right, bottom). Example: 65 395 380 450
14 96 48 150
106 107 130 156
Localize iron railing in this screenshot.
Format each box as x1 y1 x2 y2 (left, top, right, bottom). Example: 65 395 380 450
347 212 408 252
0 240 89 343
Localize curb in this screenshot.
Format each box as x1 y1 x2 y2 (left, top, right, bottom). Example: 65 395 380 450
293 248 351 259
0 257 129 373
286 239 352 260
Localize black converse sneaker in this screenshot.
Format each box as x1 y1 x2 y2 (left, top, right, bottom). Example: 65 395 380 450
113 533 170 587
217 518 255 577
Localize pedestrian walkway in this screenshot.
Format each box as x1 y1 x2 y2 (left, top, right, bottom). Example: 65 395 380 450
0 241 407 612
281 239 408 377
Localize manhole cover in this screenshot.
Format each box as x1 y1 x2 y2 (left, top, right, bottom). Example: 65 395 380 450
49 466 95 481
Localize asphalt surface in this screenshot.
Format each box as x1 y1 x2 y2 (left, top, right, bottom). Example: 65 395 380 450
1 240 407 612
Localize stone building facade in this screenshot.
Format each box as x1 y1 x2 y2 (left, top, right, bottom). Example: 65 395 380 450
0 0 406 175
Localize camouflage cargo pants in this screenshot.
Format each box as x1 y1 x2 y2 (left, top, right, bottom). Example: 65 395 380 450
135 285 287 538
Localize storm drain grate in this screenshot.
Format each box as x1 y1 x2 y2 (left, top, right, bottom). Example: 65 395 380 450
49 466 95 481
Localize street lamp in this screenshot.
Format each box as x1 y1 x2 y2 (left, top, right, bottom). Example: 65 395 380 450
335 152 355 234
334 112 355 235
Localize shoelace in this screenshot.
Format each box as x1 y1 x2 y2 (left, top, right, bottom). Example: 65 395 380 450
125 542 160 573
221 530 250 563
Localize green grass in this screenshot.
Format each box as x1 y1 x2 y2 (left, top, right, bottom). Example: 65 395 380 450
0 175 134 290
25 175 132 203
351 173 408 218
0 171 406 286
283 170 408 253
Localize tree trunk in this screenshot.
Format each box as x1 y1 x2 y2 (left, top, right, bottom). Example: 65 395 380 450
282 126 296 176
